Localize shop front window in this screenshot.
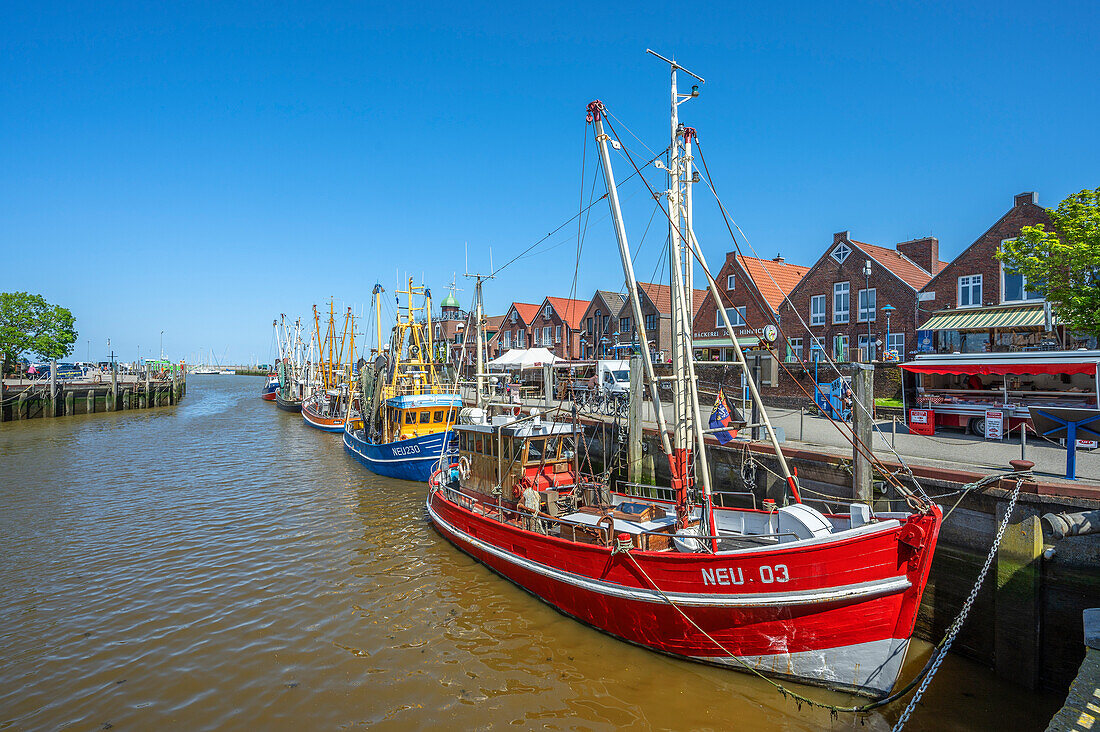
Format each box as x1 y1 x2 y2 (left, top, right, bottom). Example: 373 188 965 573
940 330 990 353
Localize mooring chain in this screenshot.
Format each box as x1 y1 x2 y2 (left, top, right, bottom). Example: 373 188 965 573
892 476 1025 731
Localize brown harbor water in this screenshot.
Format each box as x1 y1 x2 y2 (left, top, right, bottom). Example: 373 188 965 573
0 375 1061 730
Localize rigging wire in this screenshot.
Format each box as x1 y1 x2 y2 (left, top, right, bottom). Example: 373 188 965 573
693 137 929 501
599 110 919 503
490 147 668 278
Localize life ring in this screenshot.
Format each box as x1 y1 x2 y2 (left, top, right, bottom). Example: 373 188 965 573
597 515 615 547
511 405 522 417
458 455 471 480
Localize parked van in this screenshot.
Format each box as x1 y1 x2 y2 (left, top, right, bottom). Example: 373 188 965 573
596 359 631 396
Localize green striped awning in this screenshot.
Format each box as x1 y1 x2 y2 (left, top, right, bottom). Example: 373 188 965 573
919 304 1056 331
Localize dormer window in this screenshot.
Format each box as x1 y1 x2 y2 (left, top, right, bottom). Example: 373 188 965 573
830 243 851 264
510 311 518 323
543 305 552 319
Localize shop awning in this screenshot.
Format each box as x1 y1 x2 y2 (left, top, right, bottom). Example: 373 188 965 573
899 351 1100 376
919 304 1056 331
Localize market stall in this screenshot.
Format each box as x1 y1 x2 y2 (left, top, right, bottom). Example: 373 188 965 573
898 350 1100 437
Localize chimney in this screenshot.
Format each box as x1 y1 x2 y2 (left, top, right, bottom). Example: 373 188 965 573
772 253 785 263
833 231 850 245
1014 191 1038 207
896 236 940 275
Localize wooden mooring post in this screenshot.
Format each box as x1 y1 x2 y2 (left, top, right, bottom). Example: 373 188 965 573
49 361 57 417
851 363 874 502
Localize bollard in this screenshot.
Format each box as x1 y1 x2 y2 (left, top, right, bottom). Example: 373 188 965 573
86 389 95 414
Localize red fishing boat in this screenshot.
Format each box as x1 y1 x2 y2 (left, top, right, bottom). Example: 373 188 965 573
427 57 942 699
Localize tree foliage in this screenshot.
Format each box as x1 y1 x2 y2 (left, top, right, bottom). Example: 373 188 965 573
0 291 78 368
997 187 1100 338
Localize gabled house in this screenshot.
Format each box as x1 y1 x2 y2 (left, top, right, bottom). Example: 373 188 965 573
692 252 810 361
532 296 588 359
914 192 1086 352
778 232 938 363
495 301 541 352
616 281 708 363
580 290 626 359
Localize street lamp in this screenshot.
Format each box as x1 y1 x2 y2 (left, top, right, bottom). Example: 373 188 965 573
882 304 896 361
862 259 873 361
160 330 165 358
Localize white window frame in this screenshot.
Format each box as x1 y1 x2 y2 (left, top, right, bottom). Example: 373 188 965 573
810 295 826 326
834 334 849 361
999 243 1042 303
858 287 877 323
619 316 630 334
833 282 850 324
555 325 562 342
958 274 982 308
543 326 551 344
717 306 747 328
726 274 736 290
788 338 803 362
830 243 851 264
858 334 876 362
503 331 511 348
887 332 904 356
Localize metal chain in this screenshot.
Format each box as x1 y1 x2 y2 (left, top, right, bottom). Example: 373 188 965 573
892 476 1025 731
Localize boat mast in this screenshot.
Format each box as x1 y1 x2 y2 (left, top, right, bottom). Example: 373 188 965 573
474 276 486 405
588 101 678 517
655 52 718 546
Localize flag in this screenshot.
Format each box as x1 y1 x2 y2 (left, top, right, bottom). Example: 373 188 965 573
709 387 738 445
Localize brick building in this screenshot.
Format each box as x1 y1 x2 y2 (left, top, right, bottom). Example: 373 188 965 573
579 290 625 359
614 281 708 363
492 301 541 353
778 232 940 363
530 296 587 359
429 292 505 368
692 253 810 360
914 192 1091 352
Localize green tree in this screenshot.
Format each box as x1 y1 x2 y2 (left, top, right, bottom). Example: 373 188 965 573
0 292 78 373
997 187 1100 338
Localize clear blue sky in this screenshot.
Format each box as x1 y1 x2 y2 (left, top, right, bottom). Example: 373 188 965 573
3 1 1097 364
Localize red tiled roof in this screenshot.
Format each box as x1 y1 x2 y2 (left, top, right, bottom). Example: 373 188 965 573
734 255 810 312
509 301 541 325
543 296 589 330
852 240 934 290
484 315 504 330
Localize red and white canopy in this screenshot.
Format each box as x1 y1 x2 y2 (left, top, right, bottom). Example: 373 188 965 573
899 350 1100 376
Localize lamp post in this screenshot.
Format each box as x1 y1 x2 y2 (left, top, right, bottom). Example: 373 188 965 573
160 330 164 358
882 304 896 361
580 334 587 360
862 259 873 361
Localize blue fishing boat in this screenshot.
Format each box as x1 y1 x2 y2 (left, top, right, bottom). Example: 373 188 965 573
344 393 461 481
343 278 461 482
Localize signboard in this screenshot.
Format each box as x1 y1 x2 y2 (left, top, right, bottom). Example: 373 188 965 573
984 410 1004 440
916 330 934 353
909 409 934 435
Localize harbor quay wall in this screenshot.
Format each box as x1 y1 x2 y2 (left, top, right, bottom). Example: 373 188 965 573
0 374 186 423
576 417 1100 698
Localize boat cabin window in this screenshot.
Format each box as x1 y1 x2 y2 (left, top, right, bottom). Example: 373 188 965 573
433 410 445 423
419 411 431 424
544 436 560 460
526 438 545 464
404 411 416 425
447 408 457 423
